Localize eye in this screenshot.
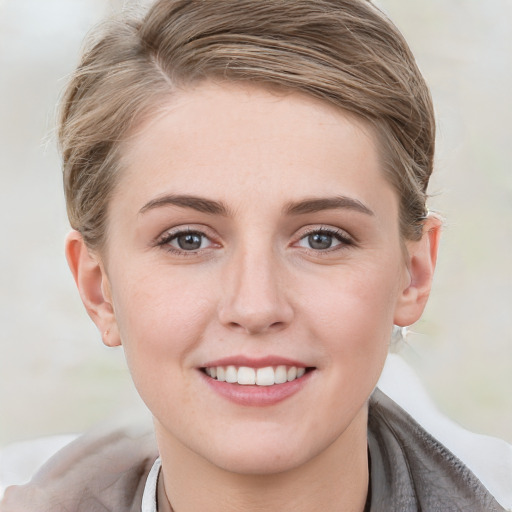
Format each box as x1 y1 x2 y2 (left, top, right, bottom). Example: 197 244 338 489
158 229 213 252
296 228 352 251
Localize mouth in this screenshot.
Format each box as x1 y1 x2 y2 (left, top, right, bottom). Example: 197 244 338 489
200 358 316 406
201 365 312 386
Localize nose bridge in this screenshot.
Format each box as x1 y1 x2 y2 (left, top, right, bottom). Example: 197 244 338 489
218 237 293 334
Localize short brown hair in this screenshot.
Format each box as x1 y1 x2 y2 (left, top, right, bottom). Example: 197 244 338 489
60 0 435 249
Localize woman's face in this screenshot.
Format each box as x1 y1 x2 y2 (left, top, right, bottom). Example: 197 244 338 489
96 83 419 474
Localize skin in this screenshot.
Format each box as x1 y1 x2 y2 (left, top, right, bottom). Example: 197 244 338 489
66 82 441 512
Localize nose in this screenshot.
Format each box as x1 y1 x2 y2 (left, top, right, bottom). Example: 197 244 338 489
217 245 294 335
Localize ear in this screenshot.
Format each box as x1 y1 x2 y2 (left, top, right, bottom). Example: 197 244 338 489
65 230 121 347
393 215 442 327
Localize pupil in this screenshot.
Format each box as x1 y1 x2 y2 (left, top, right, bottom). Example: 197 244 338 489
178 233 202 250
309 233 332 250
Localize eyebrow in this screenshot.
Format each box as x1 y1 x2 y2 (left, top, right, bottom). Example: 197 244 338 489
284 196 374 216
139 194 231 216
139 193 374 218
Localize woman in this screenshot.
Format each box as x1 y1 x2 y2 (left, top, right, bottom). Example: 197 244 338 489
1 1 508 511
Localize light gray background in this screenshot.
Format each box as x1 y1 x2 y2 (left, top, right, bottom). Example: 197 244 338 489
1 0 511 446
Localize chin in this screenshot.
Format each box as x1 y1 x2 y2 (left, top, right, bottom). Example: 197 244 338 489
204 442 310 476
195 420 342 476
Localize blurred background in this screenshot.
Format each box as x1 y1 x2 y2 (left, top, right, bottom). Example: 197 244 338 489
0 0 511 448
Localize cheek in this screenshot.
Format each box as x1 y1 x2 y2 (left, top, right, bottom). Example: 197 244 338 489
109 270 218 422
299 263 400 414
296 258 403 391
110 268 216 365
301 260 402 336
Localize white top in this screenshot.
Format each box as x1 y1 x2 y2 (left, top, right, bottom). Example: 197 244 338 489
141 457 161 512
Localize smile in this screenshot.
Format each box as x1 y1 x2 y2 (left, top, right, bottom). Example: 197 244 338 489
203 365 307 386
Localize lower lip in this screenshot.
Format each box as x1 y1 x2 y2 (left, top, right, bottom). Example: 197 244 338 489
200 370 313 406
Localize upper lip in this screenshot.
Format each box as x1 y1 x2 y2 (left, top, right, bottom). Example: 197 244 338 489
201 355 310 369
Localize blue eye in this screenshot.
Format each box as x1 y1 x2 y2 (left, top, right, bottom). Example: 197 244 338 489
297 229 352 251
306 232 338 250
160 230 212 252
173 232 205 250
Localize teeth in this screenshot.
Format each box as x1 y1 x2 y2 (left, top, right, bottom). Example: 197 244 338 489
275 365 288 384
256 367 275 386
225 365 237 383
237 366 256 385
204 365 308 386
287 366 297 382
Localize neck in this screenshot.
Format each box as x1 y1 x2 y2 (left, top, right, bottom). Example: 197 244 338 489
155 408 369 512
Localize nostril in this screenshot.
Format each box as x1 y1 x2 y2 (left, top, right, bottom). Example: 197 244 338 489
222 317 288 335
246 320 288 335
218 284 294 334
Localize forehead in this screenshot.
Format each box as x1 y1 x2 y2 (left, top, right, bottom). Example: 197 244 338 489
116 82 397 218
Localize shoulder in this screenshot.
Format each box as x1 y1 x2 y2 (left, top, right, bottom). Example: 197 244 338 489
368 387 511 511
0 423 158 512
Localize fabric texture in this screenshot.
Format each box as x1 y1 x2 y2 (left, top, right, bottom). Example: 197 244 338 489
368 389 507 511
0 423 158 512
378 353 512 507
1 389 507 512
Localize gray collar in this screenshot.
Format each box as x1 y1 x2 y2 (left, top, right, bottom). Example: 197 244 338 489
367 388 507 511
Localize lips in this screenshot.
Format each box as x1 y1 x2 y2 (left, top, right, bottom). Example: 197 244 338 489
199 356 314 406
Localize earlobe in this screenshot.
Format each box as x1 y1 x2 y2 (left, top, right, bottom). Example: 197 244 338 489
65 231 121 347
394 215 442 327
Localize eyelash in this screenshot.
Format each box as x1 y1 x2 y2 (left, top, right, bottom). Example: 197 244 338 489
295 226 354 252
156 226 355 256
156 228 216 255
